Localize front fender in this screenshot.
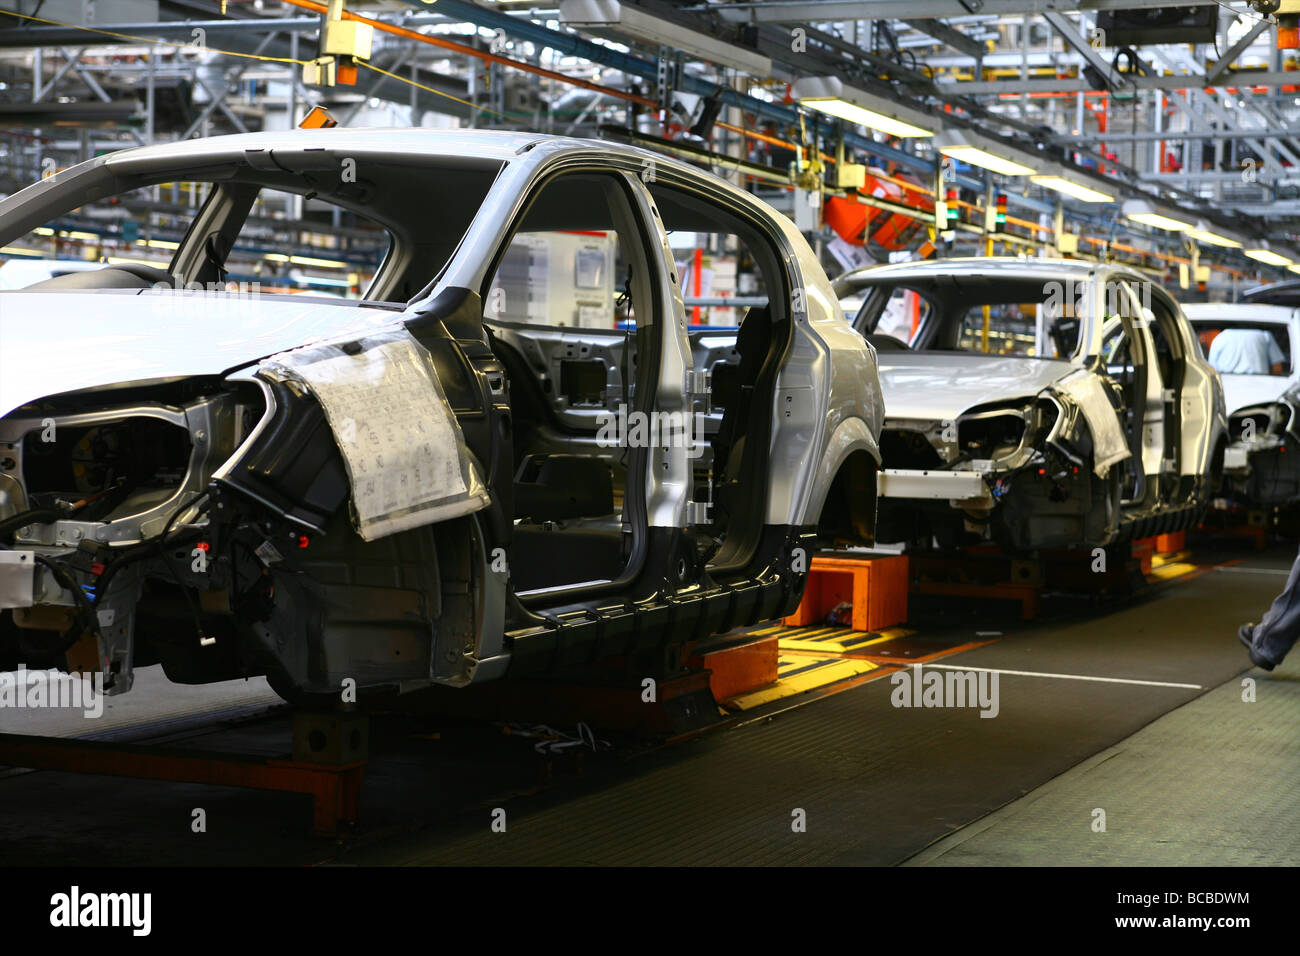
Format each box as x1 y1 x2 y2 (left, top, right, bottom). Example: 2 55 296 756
799 416 882 528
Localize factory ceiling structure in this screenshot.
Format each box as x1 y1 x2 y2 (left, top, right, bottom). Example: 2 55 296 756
0 0 1297 291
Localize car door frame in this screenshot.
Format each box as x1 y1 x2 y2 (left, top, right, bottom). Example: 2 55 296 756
456 155 695 608
1094 273 1164 512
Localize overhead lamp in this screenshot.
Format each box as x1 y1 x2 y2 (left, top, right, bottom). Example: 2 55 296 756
1244 242 1294 267
1029 169 1115 203
933 129 1037 177
560 0 772 76
1186 220 1242 248
791 76 936 138
1122 198 1195 232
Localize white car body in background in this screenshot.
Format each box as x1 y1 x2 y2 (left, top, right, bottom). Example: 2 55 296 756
1184 302 1300 505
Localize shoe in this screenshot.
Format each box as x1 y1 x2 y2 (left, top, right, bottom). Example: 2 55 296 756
1238 623 1277 672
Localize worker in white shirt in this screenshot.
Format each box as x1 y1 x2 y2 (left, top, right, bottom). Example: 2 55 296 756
1207 327 1286 375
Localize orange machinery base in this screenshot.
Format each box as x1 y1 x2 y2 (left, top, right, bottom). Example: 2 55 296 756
782 553 910 632
0 732 363 836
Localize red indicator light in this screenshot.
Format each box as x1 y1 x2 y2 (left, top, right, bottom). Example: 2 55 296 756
196 541 210 551
298 536 311 549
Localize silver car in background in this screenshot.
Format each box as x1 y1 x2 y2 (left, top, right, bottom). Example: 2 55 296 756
834 257 1227 552
1185 301 1300 506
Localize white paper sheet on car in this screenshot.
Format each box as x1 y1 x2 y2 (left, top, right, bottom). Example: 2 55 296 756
1053 370 1131 476
262 327 489 541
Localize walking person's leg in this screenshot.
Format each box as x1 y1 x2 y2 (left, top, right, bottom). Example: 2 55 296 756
1241 544 1300 670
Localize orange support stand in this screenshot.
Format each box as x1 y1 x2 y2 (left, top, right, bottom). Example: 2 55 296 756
0 733 364 836
1131 541 1155 576
1156 531 1185 553
688 634 780 703
784 554 909 632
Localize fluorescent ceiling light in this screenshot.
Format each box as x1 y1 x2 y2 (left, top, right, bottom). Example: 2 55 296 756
106 256 167 268
1244 243 1294 267
1122 199 1195 232
265 252 347 269
934 129 1036 176
1186 220 1242 248
1289 265 1300 275
560 0 771 76
1030 173 1114 203
791 76 935 138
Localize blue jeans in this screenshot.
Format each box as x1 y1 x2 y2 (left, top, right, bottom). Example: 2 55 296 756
1250 549 1300 665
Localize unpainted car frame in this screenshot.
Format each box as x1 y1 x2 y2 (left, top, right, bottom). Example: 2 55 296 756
834 257 1227 553
1184 290 1300 507
0 129 883 702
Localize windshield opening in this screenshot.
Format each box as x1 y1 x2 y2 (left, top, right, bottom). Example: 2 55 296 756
0 151 502 303
850 275 1087 360
1191 319 1291 376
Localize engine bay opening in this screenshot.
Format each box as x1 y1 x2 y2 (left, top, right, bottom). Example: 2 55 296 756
22 417 192 521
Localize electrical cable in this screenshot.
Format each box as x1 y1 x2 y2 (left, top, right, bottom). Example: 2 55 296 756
32 553 101 658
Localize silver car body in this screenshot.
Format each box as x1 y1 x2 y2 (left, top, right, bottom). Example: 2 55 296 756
835 256 1227 551
0 129 883 698
1184 302 1300 505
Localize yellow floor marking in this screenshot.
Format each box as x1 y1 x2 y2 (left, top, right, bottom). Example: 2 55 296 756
722 655 879 711
1148 561 1197 581
778 626 913 653
1151 550 1191 569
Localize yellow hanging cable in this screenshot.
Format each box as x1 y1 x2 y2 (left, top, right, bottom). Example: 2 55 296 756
356 62 515 124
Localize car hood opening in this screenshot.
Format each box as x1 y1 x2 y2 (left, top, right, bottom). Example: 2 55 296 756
876 352 1075 421
0 290 402 417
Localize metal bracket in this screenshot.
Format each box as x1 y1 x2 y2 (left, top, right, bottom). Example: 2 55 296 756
689 368 712 416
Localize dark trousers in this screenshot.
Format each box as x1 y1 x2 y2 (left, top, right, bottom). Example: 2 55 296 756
1251 547 1300 664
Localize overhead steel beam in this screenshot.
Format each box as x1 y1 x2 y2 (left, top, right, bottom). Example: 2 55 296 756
940 70 1300 94
703 0 1217 24
1150 46 1300 172
1042 11 1126 91
0 13 446 48
1205 17 1271 85
902 18 984 60
0 17 319 47
1071 127 1300 142
1142 170 1300 183
1167 87 1297 176
3 11 473 121
399 0 945 173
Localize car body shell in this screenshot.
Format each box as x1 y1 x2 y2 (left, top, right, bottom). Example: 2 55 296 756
0 128 883 697
1184 301 1300 505
834 256 1227 551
